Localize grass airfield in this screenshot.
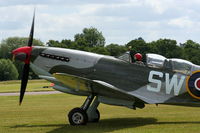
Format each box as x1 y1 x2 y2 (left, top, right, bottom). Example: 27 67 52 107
0 80 52 93
1 81 200 133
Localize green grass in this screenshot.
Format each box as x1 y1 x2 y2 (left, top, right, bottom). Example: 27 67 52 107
1 93 200 133
0 80 54 92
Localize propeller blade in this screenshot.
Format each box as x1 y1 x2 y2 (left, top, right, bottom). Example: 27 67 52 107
19 63 30 105
19 10 35 105
28 11 35 47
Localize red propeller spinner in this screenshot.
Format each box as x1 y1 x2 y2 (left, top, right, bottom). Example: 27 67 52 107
12 46 32 64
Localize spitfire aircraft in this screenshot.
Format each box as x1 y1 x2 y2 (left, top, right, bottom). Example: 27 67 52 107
12 13 200 125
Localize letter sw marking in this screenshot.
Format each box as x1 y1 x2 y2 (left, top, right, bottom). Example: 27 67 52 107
147 70 185 96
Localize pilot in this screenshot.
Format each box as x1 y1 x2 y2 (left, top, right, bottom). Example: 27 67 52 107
134 53 144 65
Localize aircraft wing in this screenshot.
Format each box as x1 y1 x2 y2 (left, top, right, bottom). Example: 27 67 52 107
53 73 147 103
40 73 188 104
53 73 92 92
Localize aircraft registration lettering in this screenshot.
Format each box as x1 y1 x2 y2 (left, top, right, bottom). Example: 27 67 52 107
147 70 185 96
147 71 163 92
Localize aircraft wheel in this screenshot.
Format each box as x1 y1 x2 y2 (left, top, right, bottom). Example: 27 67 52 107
68 107 88 125
90 109 100 123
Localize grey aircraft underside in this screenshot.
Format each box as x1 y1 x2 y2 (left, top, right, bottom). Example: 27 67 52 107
11 13 200 125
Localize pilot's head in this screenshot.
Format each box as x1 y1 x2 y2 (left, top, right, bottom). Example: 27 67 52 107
134 53 142 61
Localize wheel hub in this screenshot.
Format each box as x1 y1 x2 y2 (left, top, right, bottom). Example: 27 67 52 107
72 112 83 124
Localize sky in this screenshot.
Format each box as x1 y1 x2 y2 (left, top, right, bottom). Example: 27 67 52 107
1 0 200 45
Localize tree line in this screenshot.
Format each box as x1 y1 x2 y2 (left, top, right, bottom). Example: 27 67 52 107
0 27 200 81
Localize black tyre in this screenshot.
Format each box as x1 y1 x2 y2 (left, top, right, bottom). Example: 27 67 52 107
68 107 88 125
90 109 100 123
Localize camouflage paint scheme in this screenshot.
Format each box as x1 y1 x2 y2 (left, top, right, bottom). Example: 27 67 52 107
30 46 200 109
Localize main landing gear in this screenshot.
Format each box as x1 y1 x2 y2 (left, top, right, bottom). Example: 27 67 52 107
68 95 100 125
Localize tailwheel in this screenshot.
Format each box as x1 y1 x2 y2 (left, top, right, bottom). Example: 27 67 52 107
68 107 88 125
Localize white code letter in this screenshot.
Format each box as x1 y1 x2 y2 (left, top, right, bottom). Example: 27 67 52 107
147 71 163 92
165 73 185 96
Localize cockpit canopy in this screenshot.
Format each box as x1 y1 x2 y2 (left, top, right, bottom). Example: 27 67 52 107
146 53 193 75
146 54 166 68
118 52 196 75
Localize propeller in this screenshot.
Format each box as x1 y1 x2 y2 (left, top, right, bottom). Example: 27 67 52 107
19 12 35 105
12 11 35 105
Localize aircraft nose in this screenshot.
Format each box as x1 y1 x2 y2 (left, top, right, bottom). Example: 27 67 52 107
12 46 32 64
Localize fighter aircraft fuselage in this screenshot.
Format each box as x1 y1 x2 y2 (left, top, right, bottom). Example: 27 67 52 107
29 46 200 107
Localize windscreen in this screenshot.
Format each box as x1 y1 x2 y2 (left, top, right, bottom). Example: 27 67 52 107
117 52 130 62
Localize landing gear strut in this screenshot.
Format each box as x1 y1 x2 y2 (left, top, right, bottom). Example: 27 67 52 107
68 95 100 125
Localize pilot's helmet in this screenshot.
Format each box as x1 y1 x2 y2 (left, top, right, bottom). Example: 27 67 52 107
134 53 142 61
